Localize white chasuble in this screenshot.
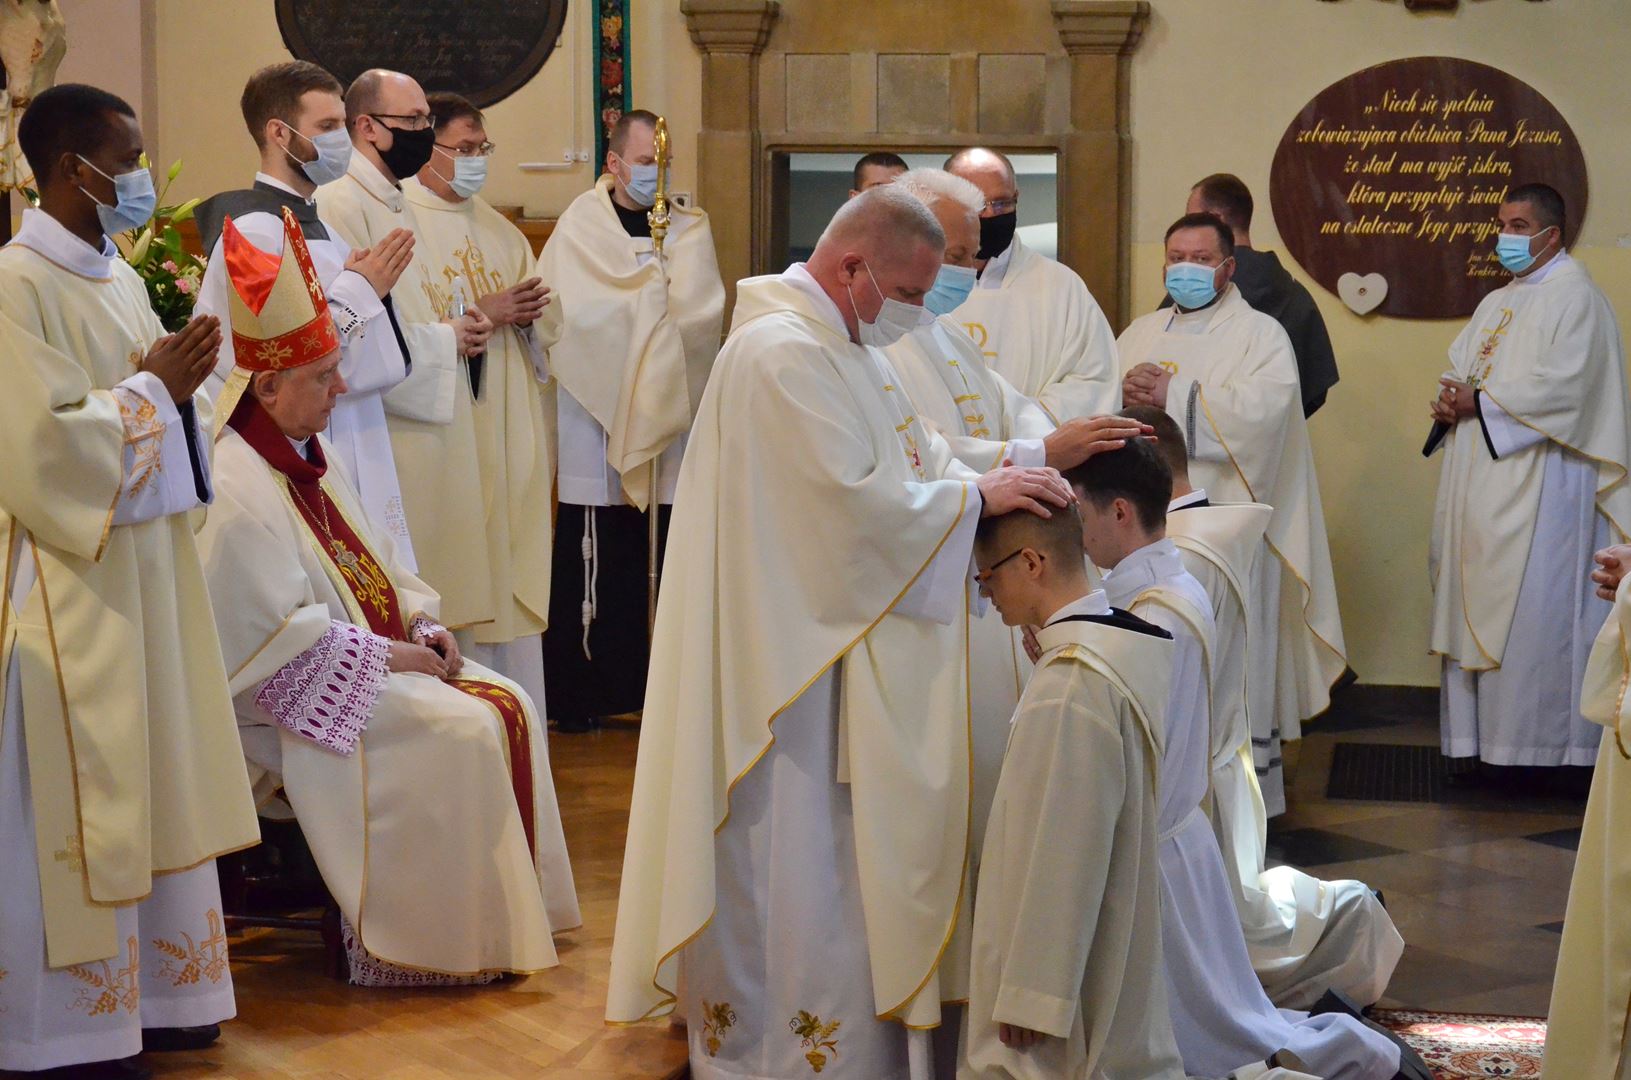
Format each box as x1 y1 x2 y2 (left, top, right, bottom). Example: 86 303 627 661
1119 286 1347 745
882 316 1054 861
0 211 253 1069
1431 255 1631 765
0 210 258 965
535 174 724 509
948 237 1120 425
402 179 560 649
318 155 493 630
608 269 981 1080
197 426 578 979
961 600 1186 1080
1170 500 1403 1010
195 183 415 568
1104 541 1400 1080
1546 574 1631 1078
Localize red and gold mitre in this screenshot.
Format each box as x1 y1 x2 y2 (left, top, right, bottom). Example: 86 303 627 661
222 205 339 372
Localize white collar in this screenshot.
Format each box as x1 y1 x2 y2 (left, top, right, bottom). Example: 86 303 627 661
1169 488 1208 511
1042 589 1112 626
1101 537 1184 609
287 435 313 461
978 237 1018 289
1515 250 1572 287
255 171 315 203
345 152 404 212
10 208 119 280
783 262 851 339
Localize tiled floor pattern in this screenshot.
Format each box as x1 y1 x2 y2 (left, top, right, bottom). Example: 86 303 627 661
1277 686 1587 1018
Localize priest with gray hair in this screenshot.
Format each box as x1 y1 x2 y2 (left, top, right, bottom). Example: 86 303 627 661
608 183 1074 1079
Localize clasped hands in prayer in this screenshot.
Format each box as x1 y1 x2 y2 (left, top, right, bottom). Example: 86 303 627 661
388 626 464 680
1122 362 1174 409
140 312 222 404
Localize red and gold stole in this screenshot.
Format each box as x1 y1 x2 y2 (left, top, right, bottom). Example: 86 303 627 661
231 396 537 860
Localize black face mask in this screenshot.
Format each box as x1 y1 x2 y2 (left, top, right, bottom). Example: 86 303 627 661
374 121 436 181
977 210 1018 262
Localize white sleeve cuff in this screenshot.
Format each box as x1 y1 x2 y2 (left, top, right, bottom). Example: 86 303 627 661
109 372 209 525
1006 437 1047 468
1477 393 1548 459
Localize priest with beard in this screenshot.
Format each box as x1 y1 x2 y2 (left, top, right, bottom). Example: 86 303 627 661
944 146 1119 423
196 208 577 988
608 185 1073 1080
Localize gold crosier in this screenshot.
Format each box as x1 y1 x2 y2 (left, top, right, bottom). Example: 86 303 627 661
646 115 671 640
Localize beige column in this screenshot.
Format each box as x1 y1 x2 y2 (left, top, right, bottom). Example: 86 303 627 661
1052 0 1149 331
682 0 780 317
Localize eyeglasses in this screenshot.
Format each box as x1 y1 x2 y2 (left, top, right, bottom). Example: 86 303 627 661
984 196 1019 215
437 141 496 158
974 548 1030 586
369 113 436 131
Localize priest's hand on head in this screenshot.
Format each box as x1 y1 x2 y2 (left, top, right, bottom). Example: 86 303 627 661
1436 377 1477 422
976 465 1073 519
998 1023 1048 1051
476 277 551 329
388 641 449 679
1044 416 1155 471
345 228 415 298
1591 544 1631 602
141 314 222 404
1122 363 1172 409
447 307 494 357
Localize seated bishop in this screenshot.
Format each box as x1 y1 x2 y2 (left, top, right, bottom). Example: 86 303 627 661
195 208 579 986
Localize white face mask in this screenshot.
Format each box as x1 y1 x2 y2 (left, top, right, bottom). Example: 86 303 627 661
847 260 922 348
431 145 489 198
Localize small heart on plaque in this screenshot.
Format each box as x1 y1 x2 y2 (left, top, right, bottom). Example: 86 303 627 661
1337 272 1388 316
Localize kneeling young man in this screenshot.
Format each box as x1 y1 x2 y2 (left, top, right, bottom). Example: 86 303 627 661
962 501 1185 1080
197 210 579 986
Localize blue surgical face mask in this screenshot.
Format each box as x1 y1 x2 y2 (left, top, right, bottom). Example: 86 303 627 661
1165 260 1224 311
283 125 353 187
76 155 156 236
923 263 978 316
433 146 488 198
1496 226 1555 275
616 155 659 208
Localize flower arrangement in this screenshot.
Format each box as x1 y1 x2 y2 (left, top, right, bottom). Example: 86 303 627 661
118 155 205 332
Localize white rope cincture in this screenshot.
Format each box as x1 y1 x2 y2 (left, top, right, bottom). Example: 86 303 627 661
580 506 599 660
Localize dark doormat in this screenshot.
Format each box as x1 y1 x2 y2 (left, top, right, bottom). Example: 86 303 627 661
1326 743 1450 802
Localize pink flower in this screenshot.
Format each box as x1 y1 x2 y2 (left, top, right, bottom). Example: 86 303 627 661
162 259 179 273
175 277 194 295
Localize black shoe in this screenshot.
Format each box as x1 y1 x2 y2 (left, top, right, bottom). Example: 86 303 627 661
32 1058 152 1080
1308 988 1431 1080
140 1023 221 1052
551 715 596 734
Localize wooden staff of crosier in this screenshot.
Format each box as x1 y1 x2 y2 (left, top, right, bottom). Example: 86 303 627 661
646 115 671 639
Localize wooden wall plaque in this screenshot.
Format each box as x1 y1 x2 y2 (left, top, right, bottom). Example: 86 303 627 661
1269 56 1587 319
275 0 570 110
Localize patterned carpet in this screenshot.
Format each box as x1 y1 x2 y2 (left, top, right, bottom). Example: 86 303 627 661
1374 1010 1545 1078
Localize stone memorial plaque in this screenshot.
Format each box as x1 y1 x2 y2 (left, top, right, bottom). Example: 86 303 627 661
275 0 570 110
1270 56 1586 319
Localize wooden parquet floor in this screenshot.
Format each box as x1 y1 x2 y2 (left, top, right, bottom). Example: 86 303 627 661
130 728 687 1080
